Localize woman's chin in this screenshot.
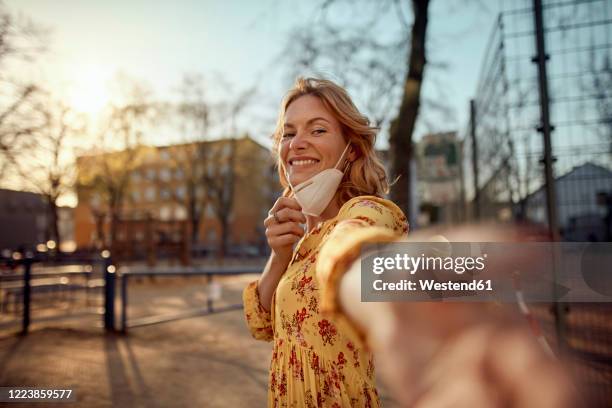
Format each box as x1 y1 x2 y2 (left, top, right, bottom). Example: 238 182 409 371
289 172 315 186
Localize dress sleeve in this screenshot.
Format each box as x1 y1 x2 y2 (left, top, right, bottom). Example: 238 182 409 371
316 196 408 347
242 280 274 342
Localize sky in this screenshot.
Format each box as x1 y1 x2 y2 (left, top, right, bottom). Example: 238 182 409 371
4 0 501 205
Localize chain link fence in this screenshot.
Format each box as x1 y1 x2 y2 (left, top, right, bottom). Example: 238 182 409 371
459 0 612 405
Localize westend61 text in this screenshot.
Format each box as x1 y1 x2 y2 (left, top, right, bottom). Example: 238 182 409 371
373 279 493 292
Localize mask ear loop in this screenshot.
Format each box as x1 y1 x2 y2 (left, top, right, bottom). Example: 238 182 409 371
279 159 295 197
334 143 352 173
342 159 352 173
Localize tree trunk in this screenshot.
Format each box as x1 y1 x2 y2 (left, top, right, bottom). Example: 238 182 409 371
47 196 62 253
190 215 200 244
389 0 430 225
219 215 229 259
110 211 119 250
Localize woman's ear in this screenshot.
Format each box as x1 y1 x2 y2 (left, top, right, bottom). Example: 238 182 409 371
348 145 358 162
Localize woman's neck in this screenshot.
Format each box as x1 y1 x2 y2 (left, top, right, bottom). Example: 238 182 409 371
305 193 342 232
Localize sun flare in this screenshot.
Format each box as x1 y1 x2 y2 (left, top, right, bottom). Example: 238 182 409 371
68 64 111 115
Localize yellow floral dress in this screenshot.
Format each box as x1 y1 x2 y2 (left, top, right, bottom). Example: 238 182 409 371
243 196 408 408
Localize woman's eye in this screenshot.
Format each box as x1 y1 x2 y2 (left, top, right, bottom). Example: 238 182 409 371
313 128 326 135
282 133 295 139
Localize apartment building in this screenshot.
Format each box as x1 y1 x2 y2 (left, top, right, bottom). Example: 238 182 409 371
74 136 278 256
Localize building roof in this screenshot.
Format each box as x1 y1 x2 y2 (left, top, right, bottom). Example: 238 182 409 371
524 162 612 200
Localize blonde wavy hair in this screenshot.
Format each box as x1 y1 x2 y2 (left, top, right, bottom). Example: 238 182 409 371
272 77 389 205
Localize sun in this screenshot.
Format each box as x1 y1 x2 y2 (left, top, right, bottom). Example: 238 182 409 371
68 64 111 115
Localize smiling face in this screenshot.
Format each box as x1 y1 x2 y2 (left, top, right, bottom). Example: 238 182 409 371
279 95 352 186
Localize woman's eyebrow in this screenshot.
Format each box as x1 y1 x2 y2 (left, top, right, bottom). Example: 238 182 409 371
284 117 331 128
307 117 331 126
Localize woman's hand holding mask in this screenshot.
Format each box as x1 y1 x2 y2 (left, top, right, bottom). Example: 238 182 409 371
264 197 306 266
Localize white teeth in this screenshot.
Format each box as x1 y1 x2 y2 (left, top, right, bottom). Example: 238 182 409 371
292 159 318 166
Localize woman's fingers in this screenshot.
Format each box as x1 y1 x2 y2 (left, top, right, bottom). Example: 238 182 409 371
265 197 305 227
276 207 307 224
269 197 302 214
265 222 304 239
269 233 302 247
264 208 305 227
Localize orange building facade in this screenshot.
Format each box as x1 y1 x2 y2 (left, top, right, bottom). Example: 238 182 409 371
74 136 278 257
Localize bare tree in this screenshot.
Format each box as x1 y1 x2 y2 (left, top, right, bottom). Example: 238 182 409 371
77 79 157 249
282 1 409 128
167 73 213 244
17 97 84 251
0 2 47 182
583 51 612 155
203 87 256 257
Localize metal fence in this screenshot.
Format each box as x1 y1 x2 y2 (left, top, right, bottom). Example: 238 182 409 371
460 0 612 405
118 265 261 332
0 254 108 334
1 252 262 336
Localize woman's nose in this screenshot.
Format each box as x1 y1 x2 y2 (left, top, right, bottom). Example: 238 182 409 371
289 130 308 151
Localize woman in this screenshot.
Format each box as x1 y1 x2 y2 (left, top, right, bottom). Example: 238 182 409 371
243 77 407 407
243 77 574 408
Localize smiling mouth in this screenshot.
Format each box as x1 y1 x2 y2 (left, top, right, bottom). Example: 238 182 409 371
289 158 320 167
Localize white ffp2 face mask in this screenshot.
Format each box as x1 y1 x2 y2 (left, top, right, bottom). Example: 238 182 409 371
283 143 351 217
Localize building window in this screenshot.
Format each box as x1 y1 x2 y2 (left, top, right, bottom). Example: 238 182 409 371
91 194 101 208
131 171 141 182
160 150 170 161
160 188 171 200
175 168 184 180
160 168 171 182
176 186 186 200
132 190 140 202
147 168 156 181
205 204 214 217
175 207 187 220
223 142 232 157
159 206 171 221
145 187 156 202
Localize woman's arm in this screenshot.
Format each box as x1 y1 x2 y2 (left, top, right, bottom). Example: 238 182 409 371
257 252 291 311
336 225 575 407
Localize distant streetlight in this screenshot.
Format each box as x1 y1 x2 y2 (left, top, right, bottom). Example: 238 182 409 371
46 240 57 250
36 243 48 252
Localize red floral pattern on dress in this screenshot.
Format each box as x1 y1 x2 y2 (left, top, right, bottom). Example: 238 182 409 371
310 352 320 374
347 341 360 368
307 295 319 314
291 274 315 300
288 345 304 381
292 247 312 264
336 352 347 368
355 215 377 226
349 199 384 215
318 319 338 346
278 372 287 396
